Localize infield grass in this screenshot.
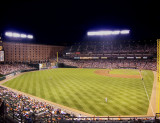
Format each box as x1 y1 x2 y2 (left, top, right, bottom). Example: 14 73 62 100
3 68 154 116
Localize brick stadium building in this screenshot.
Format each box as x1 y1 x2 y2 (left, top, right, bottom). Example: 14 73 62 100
2 42 65 63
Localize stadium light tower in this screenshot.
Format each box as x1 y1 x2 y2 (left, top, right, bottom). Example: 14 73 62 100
120 30 130 34
5 32 13 37
12 33 20 37
27 35 33 39
112 30 120 35
87 30 130 36
5 31 33 39
20 34 27 38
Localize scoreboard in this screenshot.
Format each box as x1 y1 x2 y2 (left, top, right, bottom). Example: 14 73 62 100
0 51 4 61
39 63 47 69
0 37 4 62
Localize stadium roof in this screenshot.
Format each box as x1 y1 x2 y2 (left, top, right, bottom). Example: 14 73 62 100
0 0 159 45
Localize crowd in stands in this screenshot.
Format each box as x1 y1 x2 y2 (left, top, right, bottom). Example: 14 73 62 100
0 85 159 122
62 40 157 71
0 86 72 122
59 58 157 71
0 40 158 122
0 64 36 75
67 40 157 54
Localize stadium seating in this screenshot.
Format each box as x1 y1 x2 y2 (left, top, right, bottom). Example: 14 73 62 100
66 40 156 54
0 85 159 123
62 40 157 70
0 64 36 75
0 86 73 122
58 58 156 71
0 39 158 122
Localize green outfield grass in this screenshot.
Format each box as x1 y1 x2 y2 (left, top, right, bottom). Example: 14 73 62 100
2 68 154 116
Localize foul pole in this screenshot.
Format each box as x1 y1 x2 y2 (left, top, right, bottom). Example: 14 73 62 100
157 39 160 114
57 52 58 63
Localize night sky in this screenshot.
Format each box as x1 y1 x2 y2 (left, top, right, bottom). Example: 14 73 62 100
0 0 159 45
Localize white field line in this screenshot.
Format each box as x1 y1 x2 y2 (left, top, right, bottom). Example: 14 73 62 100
139 70 154 116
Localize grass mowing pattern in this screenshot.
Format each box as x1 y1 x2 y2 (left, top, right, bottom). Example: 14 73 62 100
3 68 154 116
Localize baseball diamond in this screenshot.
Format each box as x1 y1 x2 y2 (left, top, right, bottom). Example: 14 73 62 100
2 68 154 116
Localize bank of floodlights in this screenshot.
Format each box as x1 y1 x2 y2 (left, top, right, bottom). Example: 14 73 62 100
5 32 33 39
87 30 130 36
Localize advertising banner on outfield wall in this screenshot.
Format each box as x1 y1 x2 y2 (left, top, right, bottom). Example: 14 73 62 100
136 57 141 59
92 57 99 59
79 57 99 59
118 57 124 59
127 57 134 59
74 57 80 59
75 52 80 54
80 57 92 59
143 57 147 59
101 57 107 59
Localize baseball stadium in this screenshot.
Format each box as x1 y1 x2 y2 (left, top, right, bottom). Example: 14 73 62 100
0 33 160 122
0 1 160 123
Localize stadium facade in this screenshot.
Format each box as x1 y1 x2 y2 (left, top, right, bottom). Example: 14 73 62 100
2 42 65 63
